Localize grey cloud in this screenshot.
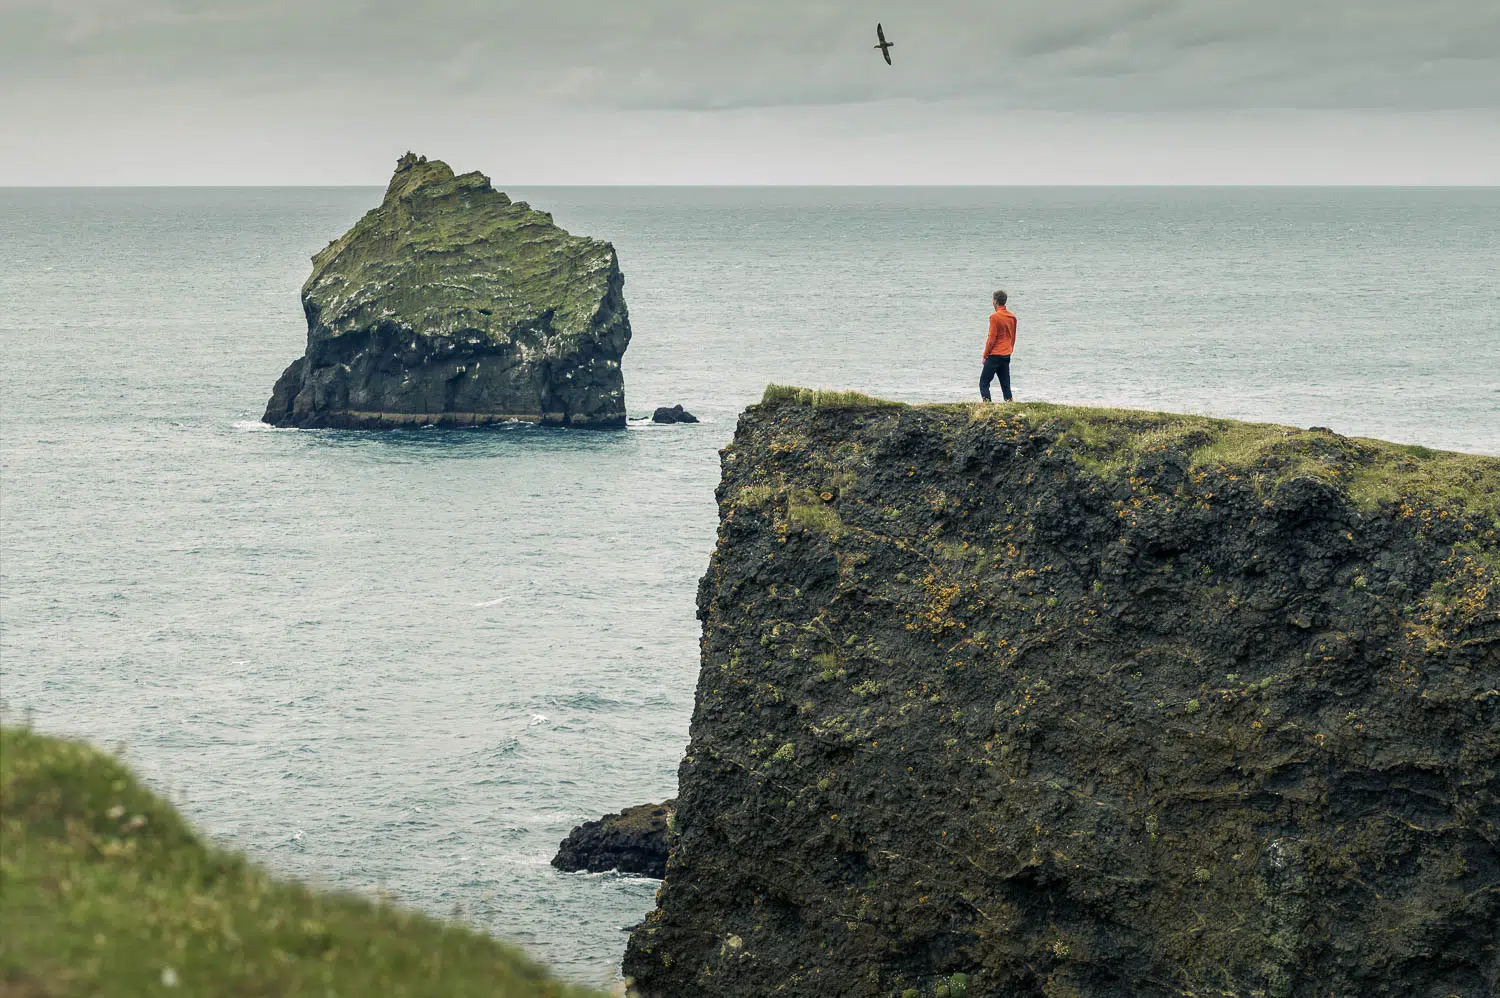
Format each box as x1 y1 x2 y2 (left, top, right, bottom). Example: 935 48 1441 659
3 0 1498 113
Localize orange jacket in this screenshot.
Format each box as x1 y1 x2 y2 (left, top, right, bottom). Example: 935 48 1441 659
984 306 1017 358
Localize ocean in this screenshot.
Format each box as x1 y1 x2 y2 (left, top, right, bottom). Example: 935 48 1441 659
1 186 1497 985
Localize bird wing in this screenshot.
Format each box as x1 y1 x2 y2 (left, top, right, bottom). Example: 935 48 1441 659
877 23 886 44
883 47 892 65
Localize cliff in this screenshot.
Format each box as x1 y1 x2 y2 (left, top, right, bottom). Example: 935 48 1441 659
262 153 630 429
624 388 1500 998
0 726 606 997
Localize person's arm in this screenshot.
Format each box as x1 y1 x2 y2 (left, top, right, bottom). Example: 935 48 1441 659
983 313 1001 358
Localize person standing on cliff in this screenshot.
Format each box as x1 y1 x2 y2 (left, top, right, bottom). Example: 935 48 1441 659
981 290 1017 402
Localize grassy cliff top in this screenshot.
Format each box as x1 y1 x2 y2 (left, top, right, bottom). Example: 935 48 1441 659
302 153 620 345
0 726 608 998
758 385 1500 521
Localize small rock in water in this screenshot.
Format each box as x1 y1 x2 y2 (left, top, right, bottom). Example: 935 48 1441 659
652 405 699 424
552 800 674 877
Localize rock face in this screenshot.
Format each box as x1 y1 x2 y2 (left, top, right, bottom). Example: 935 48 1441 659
624 388 1500 998
552 801 675 878
262 153 630 429
652 405 700 424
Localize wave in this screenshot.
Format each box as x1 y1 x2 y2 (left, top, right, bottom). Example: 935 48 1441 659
231 419 294 432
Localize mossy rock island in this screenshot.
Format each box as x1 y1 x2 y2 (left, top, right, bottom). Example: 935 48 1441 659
262 153 630 430
624 389 1500 997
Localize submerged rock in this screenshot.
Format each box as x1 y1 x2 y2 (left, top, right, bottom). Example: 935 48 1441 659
552 800 674 878
625 389 1500 997
262 152 630 429
652 405 700 424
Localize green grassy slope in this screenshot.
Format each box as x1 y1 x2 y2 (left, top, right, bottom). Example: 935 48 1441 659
0 727 610 998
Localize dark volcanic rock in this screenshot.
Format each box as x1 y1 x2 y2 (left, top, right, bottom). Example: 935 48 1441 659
624 389 1500 998
262 152 630 429
652 405 700 424
552 801 674 878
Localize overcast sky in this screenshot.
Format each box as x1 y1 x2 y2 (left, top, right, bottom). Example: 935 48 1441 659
3 0 1498 184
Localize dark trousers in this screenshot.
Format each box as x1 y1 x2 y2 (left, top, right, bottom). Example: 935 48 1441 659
980 354 1012 401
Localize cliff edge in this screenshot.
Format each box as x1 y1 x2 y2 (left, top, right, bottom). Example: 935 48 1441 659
262 153 630 429
624 388 1500 998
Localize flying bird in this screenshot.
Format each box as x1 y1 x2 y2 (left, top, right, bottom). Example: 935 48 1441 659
874 23 894 65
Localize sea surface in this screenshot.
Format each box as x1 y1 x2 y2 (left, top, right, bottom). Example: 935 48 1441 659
2 186 1497 984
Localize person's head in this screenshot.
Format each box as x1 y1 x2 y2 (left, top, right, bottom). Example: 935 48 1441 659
993 290 1008 308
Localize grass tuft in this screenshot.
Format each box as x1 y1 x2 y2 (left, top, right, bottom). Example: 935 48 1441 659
732 483 780 510
762 385 905 410
788 501 846 540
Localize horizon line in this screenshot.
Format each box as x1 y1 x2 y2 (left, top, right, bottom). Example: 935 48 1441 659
4 182 1498 190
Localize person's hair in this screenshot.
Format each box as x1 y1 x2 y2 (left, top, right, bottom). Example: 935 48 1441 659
993 290 1008 306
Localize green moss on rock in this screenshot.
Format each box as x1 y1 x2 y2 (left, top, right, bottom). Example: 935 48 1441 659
624 390 1500 997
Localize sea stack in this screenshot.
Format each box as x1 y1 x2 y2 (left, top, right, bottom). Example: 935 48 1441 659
625 388 1500 998
262 153 630 429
